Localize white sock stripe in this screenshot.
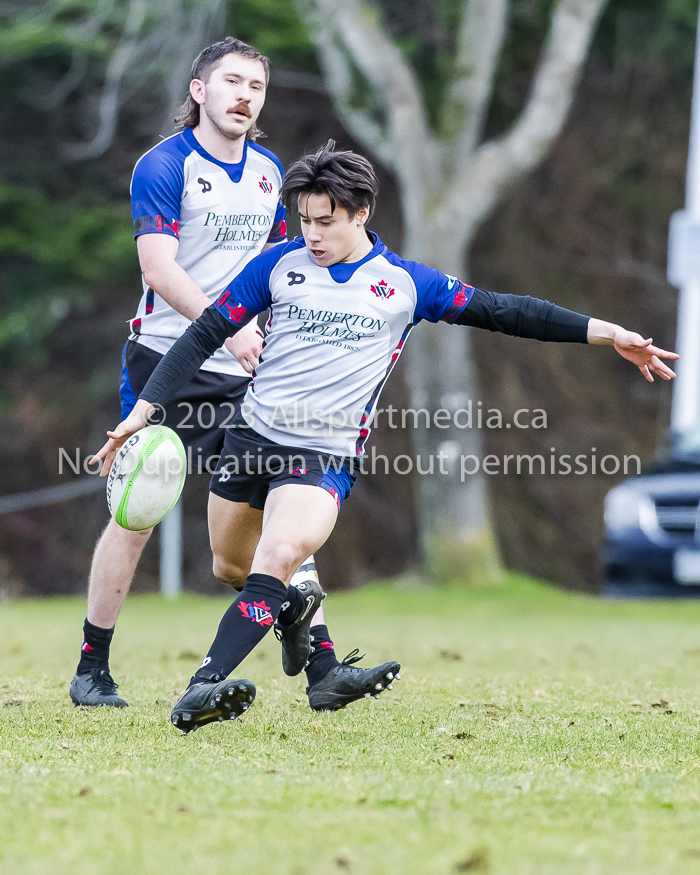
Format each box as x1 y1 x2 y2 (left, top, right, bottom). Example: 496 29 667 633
291 557 319 585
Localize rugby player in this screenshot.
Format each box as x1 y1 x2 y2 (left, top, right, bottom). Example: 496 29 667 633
70 40 398 710
94 142 678 732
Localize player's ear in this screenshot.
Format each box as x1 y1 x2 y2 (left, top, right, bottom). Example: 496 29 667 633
356 205 370 226
190 78 205 106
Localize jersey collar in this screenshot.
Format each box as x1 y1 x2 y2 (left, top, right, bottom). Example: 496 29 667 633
326 231 386 284
183 127 248 183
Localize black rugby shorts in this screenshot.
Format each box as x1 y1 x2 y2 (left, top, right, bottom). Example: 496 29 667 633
209 414 356 511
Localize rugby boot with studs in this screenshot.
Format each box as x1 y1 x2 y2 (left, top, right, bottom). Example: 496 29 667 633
69 668 128 708
274 578 326 676
171 678 256 735
306 649 401 711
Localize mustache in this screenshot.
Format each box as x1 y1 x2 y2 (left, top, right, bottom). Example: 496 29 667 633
228 102 252 118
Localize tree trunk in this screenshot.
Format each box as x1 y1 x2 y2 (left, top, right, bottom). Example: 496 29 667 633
293 0 608 585
402 217 501 584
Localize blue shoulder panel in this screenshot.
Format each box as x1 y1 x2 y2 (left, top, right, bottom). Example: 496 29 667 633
214 238 304 324
249 141 285 179
382 251 474 323
131 133 189 239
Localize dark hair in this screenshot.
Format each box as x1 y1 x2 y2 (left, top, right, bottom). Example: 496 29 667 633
281 140 378 219
173 37 269 140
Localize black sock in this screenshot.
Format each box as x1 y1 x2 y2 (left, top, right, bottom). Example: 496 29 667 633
276 583 305 627
305 624 340 687
76 619 114 674
190 573 287 686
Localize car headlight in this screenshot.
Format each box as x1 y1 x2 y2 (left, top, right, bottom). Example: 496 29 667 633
604 486 652 533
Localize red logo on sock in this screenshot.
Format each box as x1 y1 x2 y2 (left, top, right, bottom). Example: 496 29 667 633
238 600 273 626
81 641 93 652
318 641 334 650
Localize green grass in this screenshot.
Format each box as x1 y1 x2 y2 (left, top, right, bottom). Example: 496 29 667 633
3 576 700 874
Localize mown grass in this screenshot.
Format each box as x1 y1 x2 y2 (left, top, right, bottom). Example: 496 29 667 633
2 576 700 874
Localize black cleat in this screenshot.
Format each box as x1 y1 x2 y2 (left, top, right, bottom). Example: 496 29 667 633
69 668 128 708
306 650 401 712
274 579 326 677
171 678 256 735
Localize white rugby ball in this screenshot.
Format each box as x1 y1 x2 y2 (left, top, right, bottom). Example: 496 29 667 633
107 425 186 531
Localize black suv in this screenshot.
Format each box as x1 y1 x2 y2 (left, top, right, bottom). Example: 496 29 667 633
601 443 700 596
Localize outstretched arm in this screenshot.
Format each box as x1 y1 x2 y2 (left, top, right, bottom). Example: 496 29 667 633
587 318 678 382
454 288 678 380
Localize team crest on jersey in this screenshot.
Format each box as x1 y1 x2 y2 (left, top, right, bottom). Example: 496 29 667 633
238 600 274 626
370 280 395 299
258 176 273 194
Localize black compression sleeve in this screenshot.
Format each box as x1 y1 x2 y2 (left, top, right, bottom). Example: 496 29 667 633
139 305 242 406
455 288 589 343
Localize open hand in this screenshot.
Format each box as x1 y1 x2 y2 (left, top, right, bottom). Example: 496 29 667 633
92 399 155 476
612 329 679 382
225 326 263 374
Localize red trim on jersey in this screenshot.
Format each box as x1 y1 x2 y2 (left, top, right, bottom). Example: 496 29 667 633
215 290 253 326
268 219 287 243
443 282 474 323
133 215 180 239
355 322 415 456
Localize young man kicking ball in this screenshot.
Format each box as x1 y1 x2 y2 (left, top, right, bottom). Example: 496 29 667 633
71 39 397 712
95 142 678 732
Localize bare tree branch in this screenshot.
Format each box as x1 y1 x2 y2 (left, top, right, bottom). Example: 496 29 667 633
61 0 225 160
18 0 115 109
294 0 394 166
158 0 226 135
64 0 148 160
448 0 606 232
294 0 437 186
299 0 610 572
27 50 90 109
442 0 509 165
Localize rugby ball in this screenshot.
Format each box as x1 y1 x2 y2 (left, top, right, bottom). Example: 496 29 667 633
107 425 186 531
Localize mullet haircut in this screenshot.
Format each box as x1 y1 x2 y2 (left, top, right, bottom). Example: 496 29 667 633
173 37 269 140
281 141 378 219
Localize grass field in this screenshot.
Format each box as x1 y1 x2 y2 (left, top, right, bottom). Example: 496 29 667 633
3 577 700 874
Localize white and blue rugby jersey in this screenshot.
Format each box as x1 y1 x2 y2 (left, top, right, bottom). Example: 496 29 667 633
213 233 474 457
130 128 286 376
